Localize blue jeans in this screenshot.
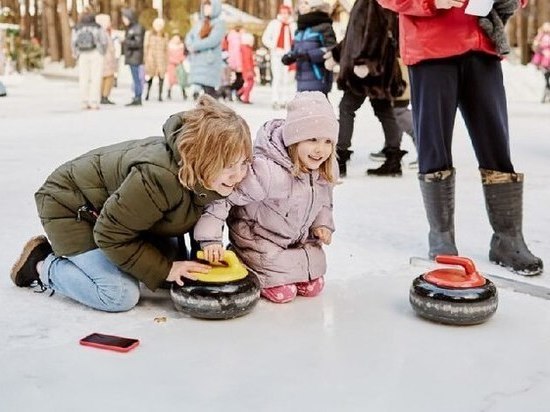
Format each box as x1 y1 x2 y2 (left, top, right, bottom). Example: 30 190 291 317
129 64 143 98
41 249 140 312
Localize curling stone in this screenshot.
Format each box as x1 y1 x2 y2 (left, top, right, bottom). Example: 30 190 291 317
409 255 498 325
170 251 260 320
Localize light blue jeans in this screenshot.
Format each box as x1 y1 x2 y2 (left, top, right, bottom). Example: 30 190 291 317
41 249 141 312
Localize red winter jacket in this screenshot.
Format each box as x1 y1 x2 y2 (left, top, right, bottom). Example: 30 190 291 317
376 0 498 65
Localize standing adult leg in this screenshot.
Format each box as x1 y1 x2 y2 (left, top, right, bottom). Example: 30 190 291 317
458 53 542 274
366 98 408 176
409 57 460 258
336 90 366 177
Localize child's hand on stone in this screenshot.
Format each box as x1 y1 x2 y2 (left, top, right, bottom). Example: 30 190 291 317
313 227 332 245
203 243 225 263
167 261 211 286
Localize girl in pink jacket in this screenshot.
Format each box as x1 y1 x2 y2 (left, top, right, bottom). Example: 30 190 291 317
194 91 338 303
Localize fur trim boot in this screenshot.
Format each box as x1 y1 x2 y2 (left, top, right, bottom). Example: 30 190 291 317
419 169 458 259
481 169 543 275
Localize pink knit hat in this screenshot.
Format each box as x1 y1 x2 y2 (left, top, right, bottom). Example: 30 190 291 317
282 91 339 147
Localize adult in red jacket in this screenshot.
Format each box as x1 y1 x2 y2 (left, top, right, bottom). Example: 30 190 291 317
377 0 543 275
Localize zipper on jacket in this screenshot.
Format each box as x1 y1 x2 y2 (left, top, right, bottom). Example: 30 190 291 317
298 173 315 241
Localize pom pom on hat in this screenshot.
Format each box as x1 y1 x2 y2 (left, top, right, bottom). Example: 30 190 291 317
282 91 339 147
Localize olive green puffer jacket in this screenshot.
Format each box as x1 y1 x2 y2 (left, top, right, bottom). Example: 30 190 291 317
35 113 223 291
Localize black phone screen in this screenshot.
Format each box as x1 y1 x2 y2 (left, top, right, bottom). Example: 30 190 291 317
81 333 139 348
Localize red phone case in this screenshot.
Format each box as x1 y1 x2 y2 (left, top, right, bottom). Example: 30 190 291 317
79 333 140 353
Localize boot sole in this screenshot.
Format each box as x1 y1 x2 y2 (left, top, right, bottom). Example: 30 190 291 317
10 235 48 285
490 258 543 276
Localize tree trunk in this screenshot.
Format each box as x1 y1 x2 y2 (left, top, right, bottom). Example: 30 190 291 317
519 5 530 64
44 0 60 61
58 0 75 67
70 0 78 24
23 0 32 39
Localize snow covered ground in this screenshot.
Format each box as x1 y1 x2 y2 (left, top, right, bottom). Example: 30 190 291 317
1 60 550 411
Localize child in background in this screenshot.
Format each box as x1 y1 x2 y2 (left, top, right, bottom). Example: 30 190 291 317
195 91 338 303
143 18 169 101
531 22 550 102
10 96 252 312
218 52 233 101
95 14 118 105
281 0 337 95
237 32 255 104
166 34 187 100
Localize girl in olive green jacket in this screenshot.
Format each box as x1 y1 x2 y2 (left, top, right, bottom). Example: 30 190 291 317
10 96 252 312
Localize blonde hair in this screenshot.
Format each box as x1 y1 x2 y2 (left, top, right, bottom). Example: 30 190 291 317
287 143 336 183
177 95 252 190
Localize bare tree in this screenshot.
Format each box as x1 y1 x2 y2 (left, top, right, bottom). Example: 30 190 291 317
43 0 60 61
58 0 75 67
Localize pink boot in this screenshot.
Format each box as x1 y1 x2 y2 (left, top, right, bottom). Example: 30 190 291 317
296 276 325 297
261 284 298 303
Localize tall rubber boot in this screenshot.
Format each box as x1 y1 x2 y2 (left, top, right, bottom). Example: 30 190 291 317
481 169 543 275
158 77 164 101
418 169 458 259
367 147 407 177
336 149 353 178
145 79 152 101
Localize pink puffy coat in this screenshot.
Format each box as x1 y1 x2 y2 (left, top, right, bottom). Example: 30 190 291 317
194 119 335 288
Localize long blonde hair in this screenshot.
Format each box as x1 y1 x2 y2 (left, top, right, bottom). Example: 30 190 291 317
177 95 252 189
287 143 336 184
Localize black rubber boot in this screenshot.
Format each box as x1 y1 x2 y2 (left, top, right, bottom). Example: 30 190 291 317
481 169 543 275
336 149 353 178
158 78 164 101
125 97 142 106
418 169 458 259
167 87 171 100
366 147 407 177
145 79 152 101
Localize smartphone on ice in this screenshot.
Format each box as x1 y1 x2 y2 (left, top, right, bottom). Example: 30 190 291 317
79 333 139 353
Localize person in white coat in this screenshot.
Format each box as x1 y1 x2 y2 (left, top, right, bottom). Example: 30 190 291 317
262 4 296 110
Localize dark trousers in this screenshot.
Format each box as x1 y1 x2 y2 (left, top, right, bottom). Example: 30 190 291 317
409 52 514 174
337 90 401 151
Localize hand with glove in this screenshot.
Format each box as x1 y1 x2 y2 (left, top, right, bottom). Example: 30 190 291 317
281 52 297 65
282 51 309 66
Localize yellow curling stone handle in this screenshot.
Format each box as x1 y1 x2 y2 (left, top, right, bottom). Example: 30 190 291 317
191 250 248 283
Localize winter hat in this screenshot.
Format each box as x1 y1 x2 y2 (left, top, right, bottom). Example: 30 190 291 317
282 91 339 147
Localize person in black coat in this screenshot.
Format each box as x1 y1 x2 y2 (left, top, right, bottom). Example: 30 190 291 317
326 0 406 177
121 8 145 106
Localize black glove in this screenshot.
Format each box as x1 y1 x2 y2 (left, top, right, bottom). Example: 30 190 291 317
281 52 297 65
281 51 309 65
